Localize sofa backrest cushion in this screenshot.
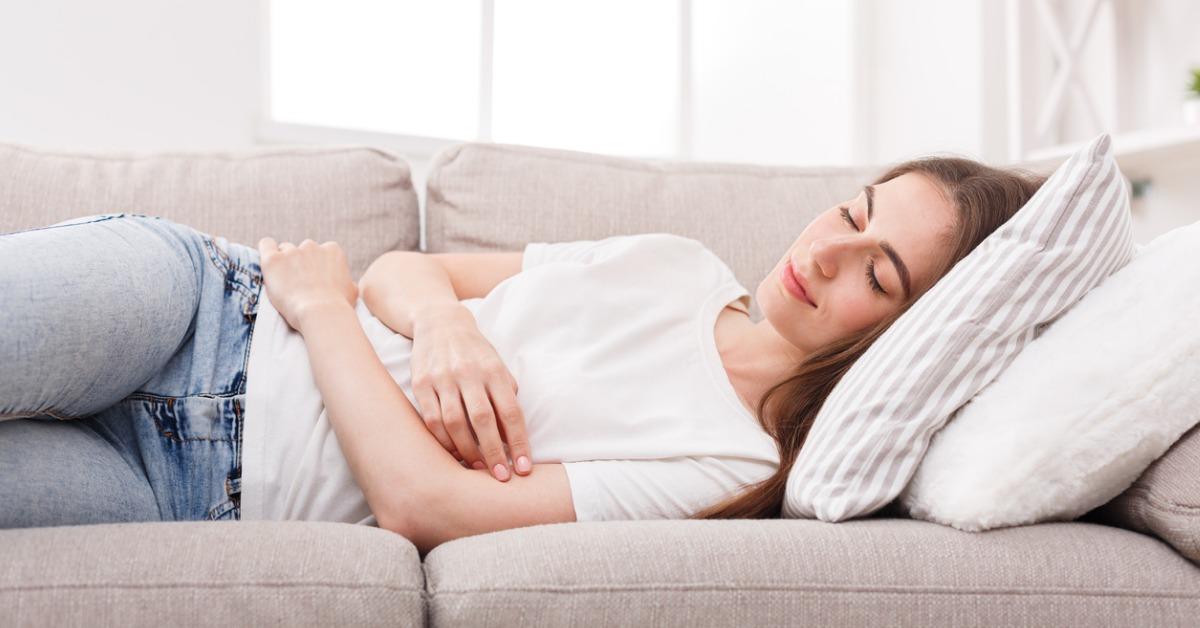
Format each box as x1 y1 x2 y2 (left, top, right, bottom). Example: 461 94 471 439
0 142 420 278
1082 424 1200 563
423 141 884 321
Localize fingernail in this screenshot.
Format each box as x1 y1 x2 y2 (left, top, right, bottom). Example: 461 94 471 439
516 456 531 473
472 461 485 470
493 463 510 481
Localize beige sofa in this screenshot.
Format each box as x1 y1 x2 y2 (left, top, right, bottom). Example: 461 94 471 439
2 140 1198 627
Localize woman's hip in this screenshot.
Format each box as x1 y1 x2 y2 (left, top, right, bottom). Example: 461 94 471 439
0 211 264 522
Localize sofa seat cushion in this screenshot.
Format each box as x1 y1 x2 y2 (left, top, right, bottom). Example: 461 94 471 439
424 518 1200 627
0 142 420 278
0 521 424 626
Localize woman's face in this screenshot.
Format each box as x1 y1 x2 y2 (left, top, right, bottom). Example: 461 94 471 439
758 172 958 354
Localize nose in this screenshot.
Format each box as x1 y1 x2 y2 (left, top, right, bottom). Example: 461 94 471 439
810 235 867 279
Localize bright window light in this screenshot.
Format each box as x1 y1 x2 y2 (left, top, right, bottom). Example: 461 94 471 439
270 0 481 140
692 0 854 166
491 0 679 158
266 1 856 165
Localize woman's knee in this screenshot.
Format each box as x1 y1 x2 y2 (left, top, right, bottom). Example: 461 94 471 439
0 419 161 529
0 213 206 418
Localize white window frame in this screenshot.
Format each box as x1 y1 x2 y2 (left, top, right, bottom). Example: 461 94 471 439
255 0 876 162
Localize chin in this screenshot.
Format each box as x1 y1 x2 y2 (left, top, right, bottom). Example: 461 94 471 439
755 282 788 326
757 279 817 353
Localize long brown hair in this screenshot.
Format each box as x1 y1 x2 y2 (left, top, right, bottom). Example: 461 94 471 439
690 156 1048 520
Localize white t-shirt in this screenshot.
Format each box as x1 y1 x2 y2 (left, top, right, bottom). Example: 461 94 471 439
239 233 781 525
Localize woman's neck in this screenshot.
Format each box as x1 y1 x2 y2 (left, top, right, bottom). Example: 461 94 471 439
715 308 808 419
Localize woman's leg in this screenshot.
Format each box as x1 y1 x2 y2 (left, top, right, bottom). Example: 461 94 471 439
0 212 263 525
0 213 206 420
0 417 160 528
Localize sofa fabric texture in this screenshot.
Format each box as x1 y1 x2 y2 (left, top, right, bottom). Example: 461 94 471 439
1 140 1197 627
425 519 1200 627
1085 422 1200 563
0 141 420 279
0 521 425 627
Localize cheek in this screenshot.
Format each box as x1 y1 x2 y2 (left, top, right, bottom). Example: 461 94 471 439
824 286 888 335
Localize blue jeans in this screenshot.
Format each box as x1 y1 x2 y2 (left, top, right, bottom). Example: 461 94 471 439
0 212 262 527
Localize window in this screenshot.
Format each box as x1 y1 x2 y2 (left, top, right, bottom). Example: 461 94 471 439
265 0 860 166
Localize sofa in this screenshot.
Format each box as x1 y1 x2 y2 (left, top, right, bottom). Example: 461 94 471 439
1 139 1198 627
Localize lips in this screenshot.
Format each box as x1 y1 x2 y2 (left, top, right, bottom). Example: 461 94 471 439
781 260 816 307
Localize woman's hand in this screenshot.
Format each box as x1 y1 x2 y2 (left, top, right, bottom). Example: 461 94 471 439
256 238 359 332
409 304 532 482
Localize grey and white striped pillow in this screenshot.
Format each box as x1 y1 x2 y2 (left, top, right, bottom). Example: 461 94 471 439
782 132 1134 521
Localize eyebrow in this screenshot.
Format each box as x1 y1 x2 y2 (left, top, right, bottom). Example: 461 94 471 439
863 184 912 300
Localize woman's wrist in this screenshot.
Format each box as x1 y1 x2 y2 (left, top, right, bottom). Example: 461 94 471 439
295 297 356 334
411 302 475 336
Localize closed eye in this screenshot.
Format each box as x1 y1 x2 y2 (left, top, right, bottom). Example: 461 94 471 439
839 206 887 296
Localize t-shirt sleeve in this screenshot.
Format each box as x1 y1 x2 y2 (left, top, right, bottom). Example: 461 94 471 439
522 238 612 271
521 233 702 272
561 456 771 522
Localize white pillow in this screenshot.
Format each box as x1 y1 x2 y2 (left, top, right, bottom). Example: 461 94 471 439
783 133 1136 521
896 220 1200 530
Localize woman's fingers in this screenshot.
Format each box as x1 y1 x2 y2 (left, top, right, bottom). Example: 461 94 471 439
487 377 531 475
257 237 278 254
413 386 458 458
458 379 510 481
438 381 484 470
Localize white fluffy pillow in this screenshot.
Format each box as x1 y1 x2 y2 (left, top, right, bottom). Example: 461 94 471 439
896 220 1200 531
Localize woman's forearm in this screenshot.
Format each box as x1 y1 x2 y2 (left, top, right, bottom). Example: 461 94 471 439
295 299 462 531
359 251 465 339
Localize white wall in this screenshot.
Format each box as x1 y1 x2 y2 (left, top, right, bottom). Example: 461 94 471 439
0 0 260 151
863 0 999 165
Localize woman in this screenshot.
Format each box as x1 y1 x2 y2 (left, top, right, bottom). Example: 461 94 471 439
0 155 1044 534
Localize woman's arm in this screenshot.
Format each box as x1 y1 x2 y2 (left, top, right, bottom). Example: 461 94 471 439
296 300 575 552
358 250 523 338
357 250 533 479
359 251 463 339
295 299 462 530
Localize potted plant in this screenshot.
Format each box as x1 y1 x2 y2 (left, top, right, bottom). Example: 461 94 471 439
1186 67 1200 125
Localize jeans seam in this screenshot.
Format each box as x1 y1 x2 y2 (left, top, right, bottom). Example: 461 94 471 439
122 394 239 444
201 235 261 303
0 212 123 237
0 408 89 421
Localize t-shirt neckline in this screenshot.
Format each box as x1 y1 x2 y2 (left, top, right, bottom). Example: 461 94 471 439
697 283 760 427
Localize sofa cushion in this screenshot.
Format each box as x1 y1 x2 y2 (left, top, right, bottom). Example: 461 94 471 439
424 518 1200 627
0 521 424 626
423 141 884 321
1083 423 1200 564
0 142 420 278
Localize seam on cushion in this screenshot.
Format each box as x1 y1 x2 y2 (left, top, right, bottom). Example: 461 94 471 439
0 581 422 593
1121 485 1200 514
425 146 462 253
427 582 1200 599
462 142 870 179
0 143 405 164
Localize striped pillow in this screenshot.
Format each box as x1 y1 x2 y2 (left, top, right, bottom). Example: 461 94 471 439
782 132 1135 521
